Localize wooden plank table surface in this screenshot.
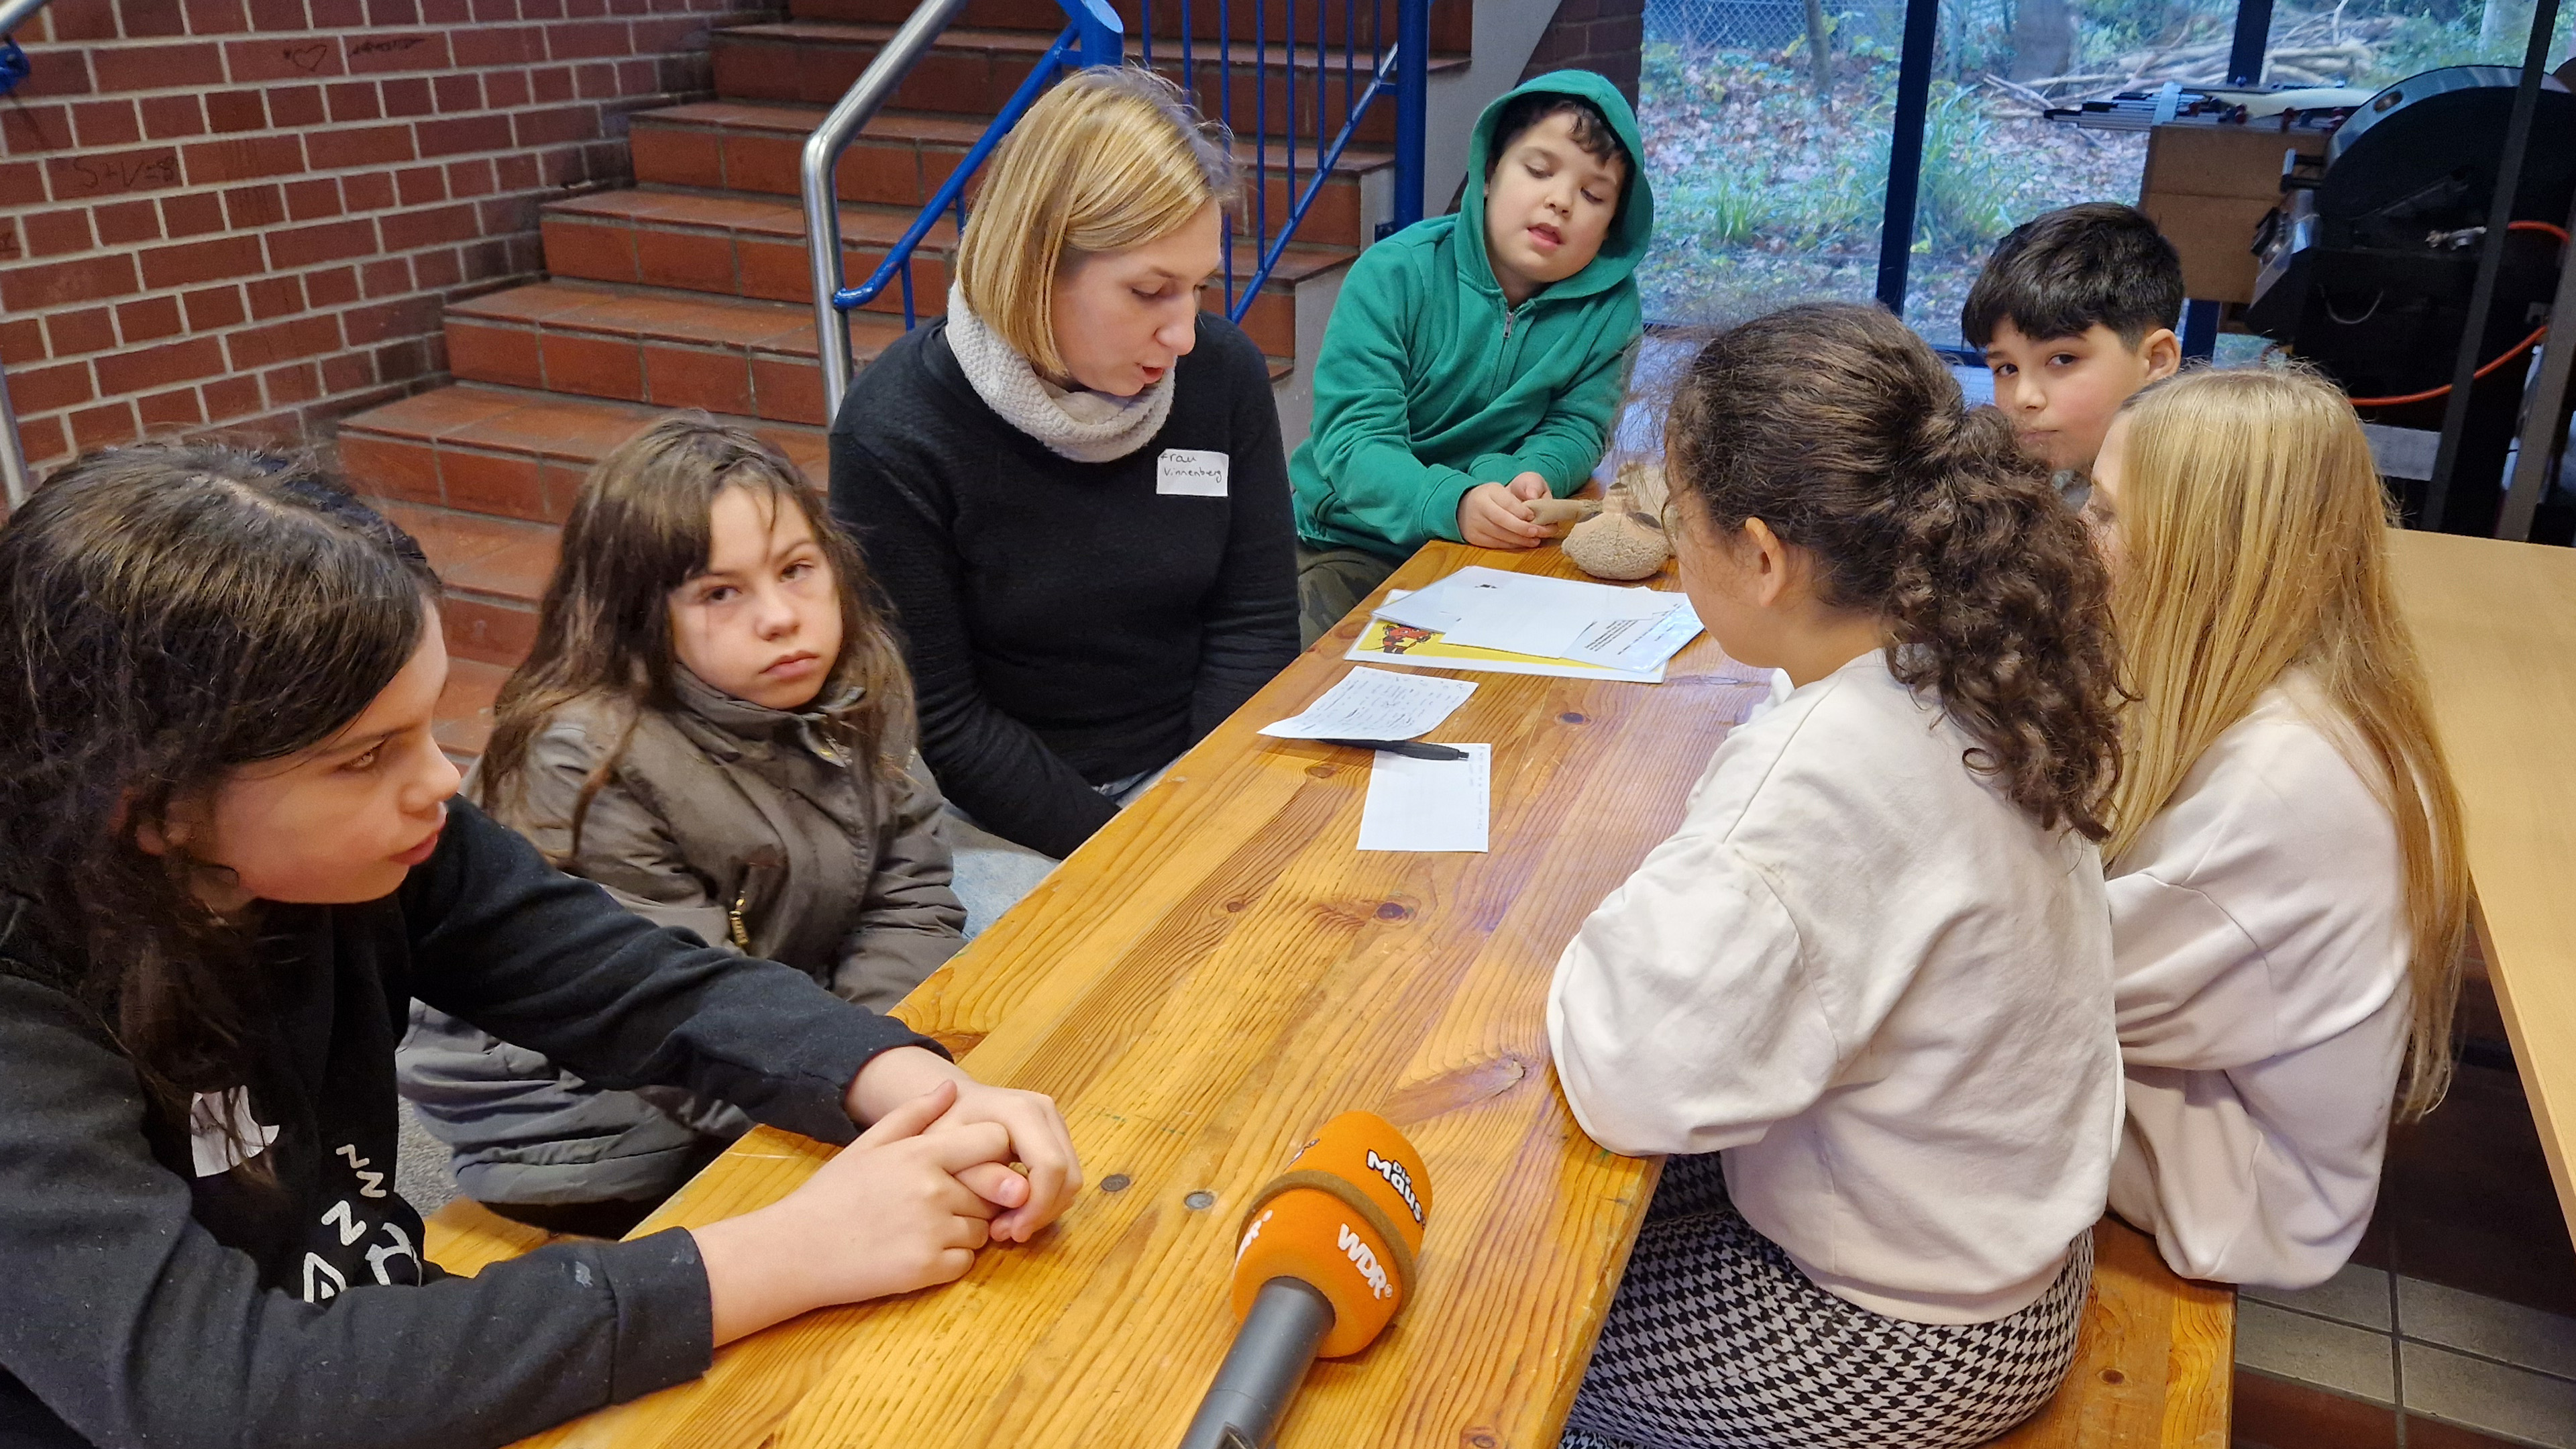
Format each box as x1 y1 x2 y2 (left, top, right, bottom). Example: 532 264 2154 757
2387 529 2576 1235
513 541 1774 1449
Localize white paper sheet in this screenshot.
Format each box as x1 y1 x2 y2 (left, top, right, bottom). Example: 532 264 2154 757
1350 589 1672 683
1259 667 1479 741
1356 743 1491 853
1562 598 1703 672
1374 566 1678 659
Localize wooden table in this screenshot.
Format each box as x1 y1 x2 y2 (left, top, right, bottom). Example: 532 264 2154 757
516 542 1772 1449
2387 529 2576 1234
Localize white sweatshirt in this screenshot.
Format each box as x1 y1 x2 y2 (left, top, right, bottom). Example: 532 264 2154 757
1548 653 2123 1324
2105 674 2412 1289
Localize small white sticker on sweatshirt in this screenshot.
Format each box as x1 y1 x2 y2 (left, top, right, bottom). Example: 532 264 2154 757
189 1087 279 1177
1157 449 1230 497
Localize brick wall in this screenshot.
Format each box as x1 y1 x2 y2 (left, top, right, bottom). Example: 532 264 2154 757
1518 0 1644 105
0 0 771 473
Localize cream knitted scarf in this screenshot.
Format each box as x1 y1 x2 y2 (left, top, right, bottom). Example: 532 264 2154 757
943 284 1176 464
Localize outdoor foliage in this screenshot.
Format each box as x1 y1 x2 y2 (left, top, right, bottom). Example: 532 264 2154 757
1635 36 2146 335
1635 0 2572 339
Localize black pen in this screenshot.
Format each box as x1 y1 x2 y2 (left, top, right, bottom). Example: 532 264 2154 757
1319 738 1469 761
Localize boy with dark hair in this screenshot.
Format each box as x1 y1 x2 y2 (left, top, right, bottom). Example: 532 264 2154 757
1290 71 1656 645
1962 201 2184 482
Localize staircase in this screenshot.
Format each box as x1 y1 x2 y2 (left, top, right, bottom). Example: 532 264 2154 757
325 0 1471 759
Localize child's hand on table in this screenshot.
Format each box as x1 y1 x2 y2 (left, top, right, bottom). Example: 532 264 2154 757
1460 474 1558 550
843 1045 1082 1243
692 1079 1010 1342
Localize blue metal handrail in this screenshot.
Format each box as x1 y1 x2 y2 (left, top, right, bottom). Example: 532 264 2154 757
803 0 1426 408
1138 0 1426 324
800 0 1122 406
838 23 1076 326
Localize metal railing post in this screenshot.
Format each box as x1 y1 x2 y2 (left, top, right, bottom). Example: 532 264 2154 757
2493 138 2576 540
1391 0 1425 229
1073 0 1120 66
0 0 47 511
801 0 977 413
0 363 30 512
2423 0 2561 530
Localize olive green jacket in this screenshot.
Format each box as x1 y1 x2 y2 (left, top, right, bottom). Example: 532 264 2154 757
397 668 964 1205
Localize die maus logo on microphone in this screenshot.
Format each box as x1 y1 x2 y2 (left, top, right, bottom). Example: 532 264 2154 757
1366 1148 1423 1224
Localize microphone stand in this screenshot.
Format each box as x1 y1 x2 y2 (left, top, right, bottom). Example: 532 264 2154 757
1177 1277 1338 1449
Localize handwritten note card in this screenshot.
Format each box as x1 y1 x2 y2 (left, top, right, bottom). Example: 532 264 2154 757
1357 743 1491 853
1260 667 1479 742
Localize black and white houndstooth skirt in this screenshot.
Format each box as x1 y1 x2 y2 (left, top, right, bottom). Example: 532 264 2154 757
1559 1154 2092 1449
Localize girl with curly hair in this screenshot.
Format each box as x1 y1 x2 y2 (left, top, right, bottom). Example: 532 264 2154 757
1548 303 2128 1449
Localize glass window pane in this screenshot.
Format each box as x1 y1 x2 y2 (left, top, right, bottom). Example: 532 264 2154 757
2263 1 2573 87
1634 1 1906 324
1642 1 2576 339
1903 0 2263 347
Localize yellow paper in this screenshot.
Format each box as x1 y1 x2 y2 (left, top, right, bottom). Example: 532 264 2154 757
1345 616 1665 683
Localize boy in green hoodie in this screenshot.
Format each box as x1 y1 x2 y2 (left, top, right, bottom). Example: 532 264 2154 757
1291 70 1655 645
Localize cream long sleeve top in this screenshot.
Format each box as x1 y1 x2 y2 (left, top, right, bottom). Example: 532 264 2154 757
1547 653 2123 1324
2105 674 2414 1289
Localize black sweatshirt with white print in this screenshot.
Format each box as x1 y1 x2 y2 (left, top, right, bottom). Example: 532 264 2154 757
0 798 936 1449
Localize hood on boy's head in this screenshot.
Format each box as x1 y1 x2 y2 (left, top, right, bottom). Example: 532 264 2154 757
1458 70 1655 301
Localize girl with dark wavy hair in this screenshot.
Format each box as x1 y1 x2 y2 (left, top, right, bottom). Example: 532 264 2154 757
1548 303 2127 1449
0 444 1075 1449
402 414 967 1238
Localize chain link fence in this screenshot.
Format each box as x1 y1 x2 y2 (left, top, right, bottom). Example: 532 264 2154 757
1644 0 1907 54
1641 0 2064 82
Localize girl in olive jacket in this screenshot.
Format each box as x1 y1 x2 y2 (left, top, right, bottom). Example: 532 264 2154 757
400 414 966 1234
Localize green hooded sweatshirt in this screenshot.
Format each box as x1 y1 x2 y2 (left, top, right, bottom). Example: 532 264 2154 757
1291 70 1654 560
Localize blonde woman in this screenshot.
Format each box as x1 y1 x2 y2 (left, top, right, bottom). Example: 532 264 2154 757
829 67 1297 916
2086 366 2469 1289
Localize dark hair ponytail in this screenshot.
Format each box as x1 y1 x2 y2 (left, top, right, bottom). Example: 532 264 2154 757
0 443 438 1140
1666 302 2123 838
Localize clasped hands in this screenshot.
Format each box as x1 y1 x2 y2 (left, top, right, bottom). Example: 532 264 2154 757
693 1044 1082 1342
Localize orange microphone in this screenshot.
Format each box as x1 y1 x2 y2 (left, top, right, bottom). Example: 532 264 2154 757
1177 1112 1434 1449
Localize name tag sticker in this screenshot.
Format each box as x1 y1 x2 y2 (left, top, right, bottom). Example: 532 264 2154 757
1157 448 1230 497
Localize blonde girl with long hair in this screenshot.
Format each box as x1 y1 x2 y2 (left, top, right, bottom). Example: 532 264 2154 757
2086 365 2469 1289
829 66 1297 912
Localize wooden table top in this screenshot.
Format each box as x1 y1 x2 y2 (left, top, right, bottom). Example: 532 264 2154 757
514 541 1771 1449
2387 529 2576 1234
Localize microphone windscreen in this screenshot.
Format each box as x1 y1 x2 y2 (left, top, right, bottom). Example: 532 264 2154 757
1228 1112 1434 1358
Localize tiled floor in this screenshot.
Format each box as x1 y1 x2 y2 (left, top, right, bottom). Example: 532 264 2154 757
2235 1262 2576 1447
2231 967 2576 1448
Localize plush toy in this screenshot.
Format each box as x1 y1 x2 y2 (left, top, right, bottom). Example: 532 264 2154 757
1561 460 1672 581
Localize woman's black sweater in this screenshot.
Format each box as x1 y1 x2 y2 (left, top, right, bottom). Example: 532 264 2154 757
0 800 936 1449
828 313 1300 859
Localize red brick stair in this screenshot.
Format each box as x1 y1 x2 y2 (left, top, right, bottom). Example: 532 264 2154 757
445 281 900 426
630 102 1389 254
342 381 830 526
331 0 1464 758
709 21 1464 146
